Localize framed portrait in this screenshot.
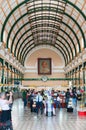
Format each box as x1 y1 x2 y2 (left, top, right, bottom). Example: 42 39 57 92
38 58 51 75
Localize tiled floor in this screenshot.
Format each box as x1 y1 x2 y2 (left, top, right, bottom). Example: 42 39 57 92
12 99 86 130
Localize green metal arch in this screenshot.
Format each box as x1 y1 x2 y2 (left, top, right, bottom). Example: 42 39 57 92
5 62 8 68
7 13 28 48
0 58 3 64
64 0 86 20
22 43 67 66
14 19 77 60
14 29 32 56
57 34 73 59
11 22 28 53
19 36 70 64
14 34 33 57
18 32 73 63
7 13 57 49
11 20 74 59
1 0 85 44
22 43 67 65
14 22 76 59
16 25 73 59
18 38 33 61
20 39 69 65
15 28 73 62
1 1 25 42
11 13 79 56
7 12 84 54
23 6 85 48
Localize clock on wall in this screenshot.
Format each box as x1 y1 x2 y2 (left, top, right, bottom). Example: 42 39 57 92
41 76 48 82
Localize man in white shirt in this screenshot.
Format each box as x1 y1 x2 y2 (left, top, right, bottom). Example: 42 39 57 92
56 95 61 108
36 92 43 115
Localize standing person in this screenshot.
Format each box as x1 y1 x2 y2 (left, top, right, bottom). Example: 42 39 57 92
36 92 43 115
22 90 27 107
72 89 77 109
56 95 61 108
65 89 70 108
29 92 34 112
5 91 14 110
0 92 13 130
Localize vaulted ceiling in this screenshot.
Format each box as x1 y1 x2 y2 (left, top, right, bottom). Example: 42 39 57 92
0 0 86 66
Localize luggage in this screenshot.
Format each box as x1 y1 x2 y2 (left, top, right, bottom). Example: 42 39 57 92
67 98 73 112
67 107 73 112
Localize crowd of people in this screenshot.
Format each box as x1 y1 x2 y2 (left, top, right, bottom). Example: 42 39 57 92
22 87 83 115
0 87 84 129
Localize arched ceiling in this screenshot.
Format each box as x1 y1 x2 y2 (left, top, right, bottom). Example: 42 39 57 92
0 0 86 66
25 48 65 67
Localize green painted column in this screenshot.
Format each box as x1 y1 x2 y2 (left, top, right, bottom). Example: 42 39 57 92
2 59 5 84
76 68 78 87
73 70 75 86
82 63 85 86
11 68 14 84
0 69 1 83
19 72 22 85
13 69 15 85
75 69 77 85
14 68 16 79
13 68 16 85
78 66 80 87
85 64 86 91
0 61 2 84
7 64 9 84
17 70 18 82
21 73 23 85
72 71 74 86
10 66 12 84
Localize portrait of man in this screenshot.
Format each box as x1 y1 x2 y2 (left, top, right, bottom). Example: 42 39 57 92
38 58 51 75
